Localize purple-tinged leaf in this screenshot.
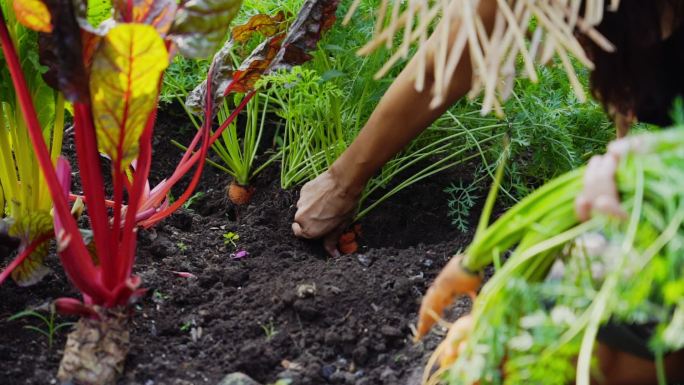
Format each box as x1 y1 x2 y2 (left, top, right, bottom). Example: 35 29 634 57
185 39 235 115
169 0 244 58
38 0 90 102
268 0 340 72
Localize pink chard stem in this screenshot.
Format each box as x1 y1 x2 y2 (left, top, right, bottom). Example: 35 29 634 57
0 8 107 300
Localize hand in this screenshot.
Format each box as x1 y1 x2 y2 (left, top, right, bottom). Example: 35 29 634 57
575 137 642 222
292 169 361 257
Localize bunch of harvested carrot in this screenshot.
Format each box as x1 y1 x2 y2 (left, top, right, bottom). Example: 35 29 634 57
417 126 684 385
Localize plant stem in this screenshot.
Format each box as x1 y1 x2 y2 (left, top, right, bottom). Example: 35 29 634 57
0 8 104 299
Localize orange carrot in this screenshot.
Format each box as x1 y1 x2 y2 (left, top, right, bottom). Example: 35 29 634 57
338 230 358 255
227 180 255 205
338 232 356 244
337 225 363 255
415 254 482 340
339 240 359 255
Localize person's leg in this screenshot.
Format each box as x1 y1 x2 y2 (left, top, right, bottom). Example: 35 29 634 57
596 344 684 385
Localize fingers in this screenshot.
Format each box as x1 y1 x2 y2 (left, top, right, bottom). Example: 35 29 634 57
594 195 628 220
291 170 361 255
575 149 626 222
323 233 342 258
575 195 591 222
292 222 307 238
607 136 637 157
323 223 349 258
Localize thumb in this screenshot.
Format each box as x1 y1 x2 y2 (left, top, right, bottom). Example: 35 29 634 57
292 222 308 238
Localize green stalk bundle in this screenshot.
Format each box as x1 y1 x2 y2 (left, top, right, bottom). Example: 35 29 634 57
433 127 684 385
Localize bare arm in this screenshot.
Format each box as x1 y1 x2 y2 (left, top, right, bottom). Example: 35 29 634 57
293 0 498 255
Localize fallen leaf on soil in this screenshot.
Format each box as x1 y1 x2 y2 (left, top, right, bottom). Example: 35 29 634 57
231 250 250 259
170 271 197 279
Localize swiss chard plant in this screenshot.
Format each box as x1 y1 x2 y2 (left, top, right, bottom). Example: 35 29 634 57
0 0 243 383
180 0 341 204
0 1 65 287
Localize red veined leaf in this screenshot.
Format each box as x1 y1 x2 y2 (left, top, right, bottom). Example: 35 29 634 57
227 33 285 94
90 23 168 169
38 0 90 102
231 11 287 43
185 39 235 116
0 233 51 286
8 212 54 286
269 0 340 72
168 0 243 58
12 0 53 32
112 0 177 35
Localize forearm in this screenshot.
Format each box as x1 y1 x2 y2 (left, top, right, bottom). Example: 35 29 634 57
331 0 497 194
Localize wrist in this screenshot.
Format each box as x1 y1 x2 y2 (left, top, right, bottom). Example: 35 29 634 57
328 155 367 198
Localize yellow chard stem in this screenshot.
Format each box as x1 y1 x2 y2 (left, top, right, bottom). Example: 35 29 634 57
51 93 65 164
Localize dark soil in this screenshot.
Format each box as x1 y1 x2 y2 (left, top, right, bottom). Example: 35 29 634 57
0 105 477 385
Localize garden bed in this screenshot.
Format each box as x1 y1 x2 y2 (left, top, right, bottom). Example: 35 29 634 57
0 106 476 385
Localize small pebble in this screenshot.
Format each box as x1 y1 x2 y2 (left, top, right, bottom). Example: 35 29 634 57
380 325 402 339
296 283 316 298
356 254 373 267
217 372 261 385
320 364 337 381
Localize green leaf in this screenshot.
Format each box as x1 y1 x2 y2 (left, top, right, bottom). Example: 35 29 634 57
8 309 44 322
169 0 244 58
90 23 169 168
87 0 113 27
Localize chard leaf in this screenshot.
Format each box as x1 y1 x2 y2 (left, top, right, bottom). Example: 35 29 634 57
112 0 177 35
185 10 288 115
12 0 52 33
185 39 235 116
168 0 243 58
228 33 284 93
231 11 286 43
38 0 90 102
87 0 113 27
269 0 340 72
90 24 168 168
9 211 53 287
